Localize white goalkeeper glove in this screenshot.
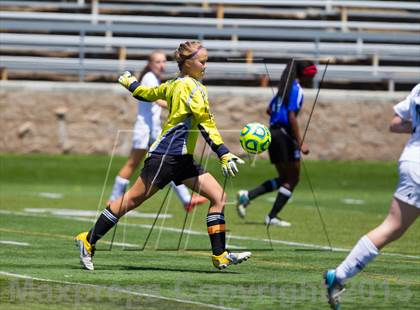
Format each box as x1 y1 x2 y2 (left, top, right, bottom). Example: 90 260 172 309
220 153 245 177
118 71 138 89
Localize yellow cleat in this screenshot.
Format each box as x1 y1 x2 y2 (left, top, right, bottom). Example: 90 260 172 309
74 232 95 271
212 250 251 270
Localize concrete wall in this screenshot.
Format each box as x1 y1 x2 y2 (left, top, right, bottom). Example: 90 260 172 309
0 81 408 160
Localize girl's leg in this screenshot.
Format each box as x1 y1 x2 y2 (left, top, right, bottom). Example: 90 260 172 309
274 161 300 190
88 176 160 245
247 176 283 200
367 197 420 250
236 165 285 217
170 182 191 206
109 148 147 202
183 173 251 268
267 161 300 220
183 173 226 255
170 182 208 211
182 173 226 213
335 197 419 284
119 149 147 180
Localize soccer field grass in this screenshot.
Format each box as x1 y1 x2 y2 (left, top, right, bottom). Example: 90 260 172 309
0 154 419 309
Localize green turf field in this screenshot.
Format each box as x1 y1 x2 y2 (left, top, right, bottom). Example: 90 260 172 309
0 154 419 309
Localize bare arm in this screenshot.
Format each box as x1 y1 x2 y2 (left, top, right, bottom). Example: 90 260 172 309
390 114 412 133
289 111 309 154
155 99 168 109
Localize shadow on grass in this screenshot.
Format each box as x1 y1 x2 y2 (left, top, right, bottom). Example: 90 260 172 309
107 265 240 274
244 221 266 225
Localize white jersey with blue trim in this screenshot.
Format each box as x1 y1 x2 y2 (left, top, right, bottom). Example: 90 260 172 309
137 71 162 130
393 83 420 164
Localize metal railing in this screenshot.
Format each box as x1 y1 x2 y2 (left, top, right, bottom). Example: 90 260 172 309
1 1 418 89
2 33 419 59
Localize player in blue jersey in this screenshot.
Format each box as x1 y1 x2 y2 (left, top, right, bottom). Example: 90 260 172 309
236 60 317 227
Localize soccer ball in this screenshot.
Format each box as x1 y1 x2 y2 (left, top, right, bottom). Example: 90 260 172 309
239 122 271 154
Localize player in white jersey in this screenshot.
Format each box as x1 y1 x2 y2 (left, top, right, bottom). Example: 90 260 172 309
108 50 207 211
324 84 420 309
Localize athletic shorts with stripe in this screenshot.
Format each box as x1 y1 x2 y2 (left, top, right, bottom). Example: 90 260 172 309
140 154 206 189
268 126 301 163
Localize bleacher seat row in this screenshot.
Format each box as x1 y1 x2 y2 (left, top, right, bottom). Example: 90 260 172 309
1 0 419 90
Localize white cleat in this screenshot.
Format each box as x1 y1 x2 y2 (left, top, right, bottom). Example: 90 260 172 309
236 190 250 218
212 250 252 270
74 232 95 271
265 216 291 227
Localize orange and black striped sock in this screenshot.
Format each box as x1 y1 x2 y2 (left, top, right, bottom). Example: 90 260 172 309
206 212 226 255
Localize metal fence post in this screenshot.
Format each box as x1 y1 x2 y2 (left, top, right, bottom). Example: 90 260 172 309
79 29 85 82
326 0 333 13
91 0 98 25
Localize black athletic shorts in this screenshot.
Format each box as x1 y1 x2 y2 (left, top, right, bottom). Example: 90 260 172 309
140 154 206 189
268 125 301 163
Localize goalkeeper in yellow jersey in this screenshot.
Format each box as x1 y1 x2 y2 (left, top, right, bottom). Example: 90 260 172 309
75 41 251 270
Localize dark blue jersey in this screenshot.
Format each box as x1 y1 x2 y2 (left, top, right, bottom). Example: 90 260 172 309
269 80 304 127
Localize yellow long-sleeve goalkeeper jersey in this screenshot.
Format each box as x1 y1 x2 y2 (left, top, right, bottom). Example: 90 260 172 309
128 76 229 157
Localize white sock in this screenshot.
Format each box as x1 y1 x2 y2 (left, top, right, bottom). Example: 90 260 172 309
109 176 130 201
170 182 191 205
335 235 379 284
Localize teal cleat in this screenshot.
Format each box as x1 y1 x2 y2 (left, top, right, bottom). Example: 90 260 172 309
236 190 249 218
324 269 345 310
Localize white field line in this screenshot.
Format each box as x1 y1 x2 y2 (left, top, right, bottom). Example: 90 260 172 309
183 147 212 250
104 241 138 248
1 209 419 260
38 192 63 199
341 198 365 205
24 208 173 219
94 129 122 222
0 271 236 310
0 240 30 246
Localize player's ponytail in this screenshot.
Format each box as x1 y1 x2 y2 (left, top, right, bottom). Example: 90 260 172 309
276 59 317 107
276 59 297 107
174 41 203 70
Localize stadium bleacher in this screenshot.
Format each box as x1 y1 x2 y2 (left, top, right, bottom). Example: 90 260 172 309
0 0 419 90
